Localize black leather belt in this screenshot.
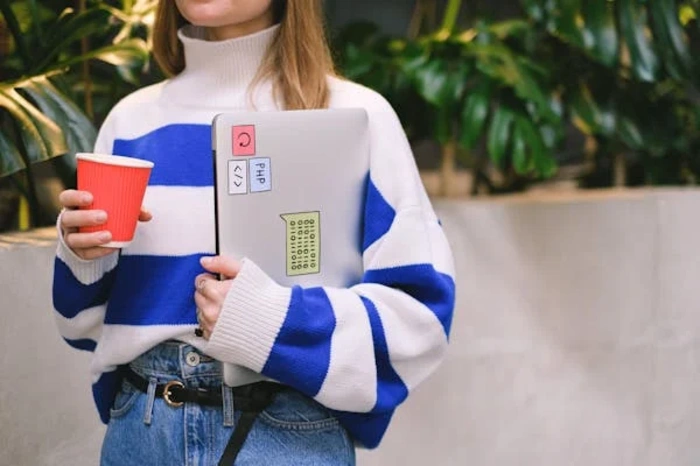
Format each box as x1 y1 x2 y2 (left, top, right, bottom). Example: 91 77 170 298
122 366 224 407
120 366 282 464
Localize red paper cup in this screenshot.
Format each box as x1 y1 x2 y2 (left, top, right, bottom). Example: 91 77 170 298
76 153 154 248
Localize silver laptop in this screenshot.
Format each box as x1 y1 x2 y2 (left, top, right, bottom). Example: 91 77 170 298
212 108 370 386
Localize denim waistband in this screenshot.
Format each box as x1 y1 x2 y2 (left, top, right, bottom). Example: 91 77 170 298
129 341 223 390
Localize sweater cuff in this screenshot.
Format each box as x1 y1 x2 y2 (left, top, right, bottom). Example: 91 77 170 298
204 258 292 371
55 209 119 285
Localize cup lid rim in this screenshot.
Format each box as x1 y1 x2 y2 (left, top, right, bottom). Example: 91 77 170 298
76 152 154 168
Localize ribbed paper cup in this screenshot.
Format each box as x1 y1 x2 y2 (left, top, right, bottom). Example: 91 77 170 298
76 153 153 248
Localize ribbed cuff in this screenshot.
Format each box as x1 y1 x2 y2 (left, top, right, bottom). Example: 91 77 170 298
204 258 292 371
55 210 119 285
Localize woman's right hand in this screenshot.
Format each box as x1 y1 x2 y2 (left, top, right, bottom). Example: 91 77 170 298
58 189 152 260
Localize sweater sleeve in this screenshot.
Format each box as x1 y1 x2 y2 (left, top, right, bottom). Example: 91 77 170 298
52 114 120 351
204 95 456 437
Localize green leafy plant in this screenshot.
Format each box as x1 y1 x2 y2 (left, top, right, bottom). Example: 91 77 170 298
524 0 700 186
335 0 700 194
336 0 562 196
0 0 152 230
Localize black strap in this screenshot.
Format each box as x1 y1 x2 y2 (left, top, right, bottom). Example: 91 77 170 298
120 366 280 464
218 410 259 465
218 383 280 465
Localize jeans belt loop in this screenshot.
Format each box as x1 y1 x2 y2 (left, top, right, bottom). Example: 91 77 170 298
143 377 157 425
222 385 235 427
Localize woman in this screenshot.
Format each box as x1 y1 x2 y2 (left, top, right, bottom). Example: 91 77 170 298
53 0 456 464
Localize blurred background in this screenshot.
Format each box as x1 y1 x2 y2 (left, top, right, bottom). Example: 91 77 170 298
1 0 699 232
4 2 700 465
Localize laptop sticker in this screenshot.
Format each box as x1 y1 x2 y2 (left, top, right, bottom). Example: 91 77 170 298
228 160 248 194
250 158 271 193
281 211 320 276
232 125 256 156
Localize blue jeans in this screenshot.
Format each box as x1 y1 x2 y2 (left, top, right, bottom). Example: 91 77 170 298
100 341 355 465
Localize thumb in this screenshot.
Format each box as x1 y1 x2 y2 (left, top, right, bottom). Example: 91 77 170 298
200 255 241 277
138 207 152 222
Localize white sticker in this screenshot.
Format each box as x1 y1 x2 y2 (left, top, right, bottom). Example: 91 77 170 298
250 157 272 193
228 160 248 195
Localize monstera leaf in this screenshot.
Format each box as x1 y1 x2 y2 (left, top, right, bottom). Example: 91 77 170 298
335 0 700 189
0 1 153 229
0 2 150 177
521 0 700 186
0 76 96 177
523 0 696 84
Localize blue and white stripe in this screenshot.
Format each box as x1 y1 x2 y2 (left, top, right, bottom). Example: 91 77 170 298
52 80 456 449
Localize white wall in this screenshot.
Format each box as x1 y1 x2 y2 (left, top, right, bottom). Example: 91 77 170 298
3 190 700 465
0 229 104 466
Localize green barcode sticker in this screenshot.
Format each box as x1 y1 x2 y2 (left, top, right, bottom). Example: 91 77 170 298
280 211 320 276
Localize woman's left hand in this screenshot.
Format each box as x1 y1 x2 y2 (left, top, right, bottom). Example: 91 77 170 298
194 256 242 340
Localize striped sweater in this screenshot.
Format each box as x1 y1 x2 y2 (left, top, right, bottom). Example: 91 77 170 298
52 24 455 449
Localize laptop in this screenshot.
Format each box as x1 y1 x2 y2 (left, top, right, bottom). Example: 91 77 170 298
212 108 370 386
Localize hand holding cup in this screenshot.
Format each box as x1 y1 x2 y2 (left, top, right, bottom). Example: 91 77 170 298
58 152 154 260
58 190 152 260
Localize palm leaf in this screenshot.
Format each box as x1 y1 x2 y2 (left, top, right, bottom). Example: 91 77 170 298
582 0 619 67
469 43 556 123
487 104 515 166
0 87 67 164
19 77 96 170
51 38 149 71
0 130 26 177
618 0 660 82
32 6 113 73
0 1 31 68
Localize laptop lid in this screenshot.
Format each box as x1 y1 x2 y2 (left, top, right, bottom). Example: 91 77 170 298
212 108 370 386
212 108 370 288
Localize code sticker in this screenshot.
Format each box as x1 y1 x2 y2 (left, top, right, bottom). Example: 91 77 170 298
280 212 320 276
228 160 248 194
232 125 256 156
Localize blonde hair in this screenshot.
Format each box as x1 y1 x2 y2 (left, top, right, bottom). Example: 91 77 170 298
152 0 335 110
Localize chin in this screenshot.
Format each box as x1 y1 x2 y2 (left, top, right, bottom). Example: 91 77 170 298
178 4 235 27
176 0 271 28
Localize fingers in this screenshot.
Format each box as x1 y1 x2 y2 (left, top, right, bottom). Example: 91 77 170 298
194 293 209 318
194 273 234 340
138 208 152 222
60 209 110 259
194 307 210 340
58 189 153 260
59 190 93 209
76 246 119 261
194 273 225 301
65 231 112 250
199 256 241 278
194 295 218 340
61 207 151 232
60 209 107 230
60 189 152 226
195 274 214 294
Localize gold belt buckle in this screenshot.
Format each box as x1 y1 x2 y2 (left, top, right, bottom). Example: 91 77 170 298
163 380 185 408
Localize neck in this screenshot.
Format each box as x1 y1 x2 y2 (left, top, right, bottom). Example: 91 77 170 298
206 10 275 41
164 24 280 108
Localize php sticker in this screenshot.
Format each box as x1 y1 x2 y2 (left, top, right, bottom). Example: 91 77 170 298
249 157 271 193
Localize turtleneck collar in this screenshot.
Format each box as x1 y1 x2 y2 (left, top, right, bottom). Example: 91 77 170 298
162 23 279 108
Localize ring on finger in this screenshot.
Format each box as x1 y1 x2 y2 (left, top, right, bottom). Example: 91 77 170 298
194 308 204 337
